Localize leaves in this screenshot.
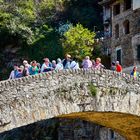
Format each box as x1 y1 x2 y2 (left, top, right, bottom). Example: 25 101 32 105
62 24 96 59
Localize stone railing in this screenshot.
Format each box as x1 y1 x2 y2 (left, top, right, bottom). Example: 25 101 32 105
0 68 140 92
0 68 140 133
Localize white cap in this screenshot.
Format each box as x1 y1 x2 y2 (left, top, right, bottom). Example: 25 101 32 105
116 61 119 64
23 60 28 64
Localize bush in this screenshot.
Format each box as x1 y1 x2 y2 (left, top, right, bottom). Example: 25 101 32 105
62 24 96 60
88 84 97 96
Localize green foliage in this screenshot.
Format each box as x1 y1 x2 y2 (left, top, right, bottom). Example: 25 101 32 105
63 0 103 30
0 0 103 79
62 24 95 59
0 0 36 47
20 25 64 62
88 83 97 96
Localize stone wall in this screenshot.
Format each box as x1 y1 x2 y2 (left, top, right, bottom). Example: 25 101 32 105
0 69 140 133
101 0 140 67
110 1 140 67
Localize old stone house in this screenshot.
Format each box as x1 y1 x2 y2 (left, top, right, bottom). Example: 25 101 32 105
99 0 140 71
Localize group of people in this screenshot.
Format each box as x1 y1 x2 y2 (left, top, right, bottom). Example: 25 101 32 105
111 61 140 79
9 54 105 79
9 53 138 80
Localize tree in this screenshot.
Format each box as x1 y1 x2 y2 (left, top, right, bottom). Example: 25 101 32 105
62 0 103 30
62 24 96 59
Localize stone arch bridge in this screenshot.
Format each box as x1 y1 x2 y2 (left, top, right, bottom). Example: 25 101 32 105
0 69 140 138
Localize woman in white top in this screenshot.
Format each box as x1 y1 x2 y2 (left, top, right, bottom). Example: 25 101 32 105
55 58 63 71
41 58 52 72
70 57 79 69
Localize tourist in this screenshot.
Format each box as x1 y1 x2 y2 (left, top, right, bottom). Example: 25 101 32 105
9 64 19 79
62 54 72 69
116 61 122 72
55 58 63 71
52 60 57 69
93 57 104 69
111 61 116 71
37 63 41 73
23 60 31 68
29 60 39 75
16 65 24 78
92 60 95 67
130 66 139 79
41 58 52 72
22 64 29 76
70 57 79 69
82 56 92 69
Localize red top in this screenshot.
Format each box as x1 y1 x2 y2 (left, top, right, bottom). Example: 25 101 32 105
116 64 122 72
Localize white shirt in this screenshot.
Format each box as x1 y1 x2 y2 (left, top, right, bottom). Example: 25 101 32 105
9 70 15 79
41 63 52 72
70 61 79 69
55 63 63 70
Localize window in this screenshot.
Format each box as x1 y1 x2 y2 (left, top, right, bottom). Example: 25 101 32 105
124 0 132 10
123 20 130 34
115 24 119 38
137 45 140 60
113 4 120 16
116 49 122 64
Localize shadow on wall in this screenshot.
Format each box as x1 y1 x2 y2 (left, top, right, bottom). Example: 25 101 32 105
0 117 124 140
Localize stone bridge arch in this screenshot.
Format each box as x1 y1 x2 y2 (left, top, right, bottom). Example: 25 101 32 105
0 69 140 134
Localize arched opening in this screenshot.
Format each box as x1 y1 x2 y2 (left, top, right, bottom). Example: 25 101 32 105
123 20 130 34
115 24 119 38
1 112 140 140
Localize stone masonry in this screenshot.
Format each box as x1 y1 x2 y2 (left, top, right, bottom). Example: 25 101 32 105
99 0 140 69
0 68 140 134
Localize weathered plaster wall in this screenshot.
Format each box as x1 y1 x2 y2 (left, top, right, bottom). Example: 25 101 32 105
0 69 140 133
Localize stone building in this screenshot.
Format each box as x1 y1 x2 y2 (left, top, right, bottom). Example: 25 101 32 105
99 0 140 70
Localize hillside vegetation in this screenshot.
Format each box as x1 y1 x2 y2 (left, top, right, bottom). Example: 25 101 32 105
0 0 102 79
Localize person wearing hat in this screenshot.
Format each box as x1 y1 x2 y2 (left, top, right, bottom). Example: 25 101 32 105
23 60 31 68
62 54 72 69
116 61 122 72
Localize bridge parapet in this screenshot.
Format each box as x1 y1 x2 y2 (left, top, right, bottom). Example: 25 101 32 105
0 68 139 92
0 69 140 133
